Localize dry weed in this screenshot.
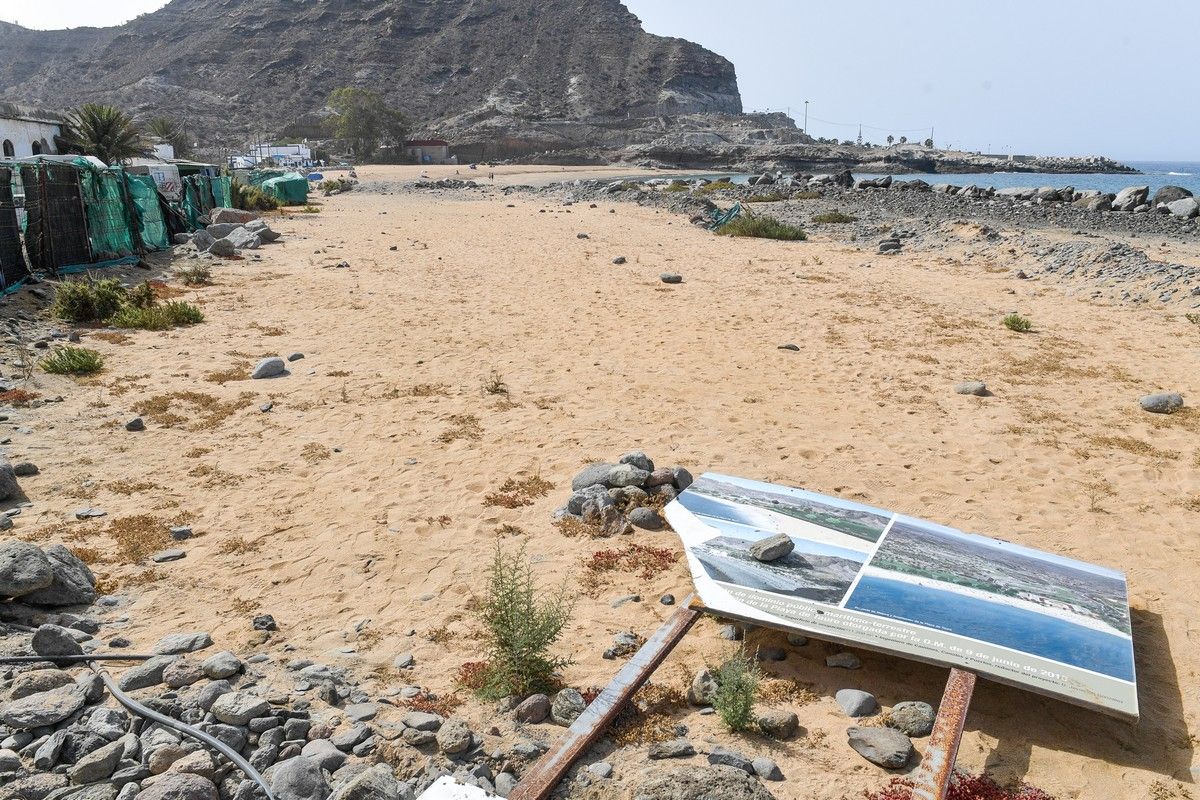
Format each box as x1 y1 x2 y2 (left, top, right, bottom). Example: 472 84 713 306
439 414 482 443
483 474 554 508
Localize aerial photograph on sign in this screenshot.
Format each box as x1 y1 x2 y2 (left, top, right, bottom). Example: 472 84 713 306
845 517 1135 681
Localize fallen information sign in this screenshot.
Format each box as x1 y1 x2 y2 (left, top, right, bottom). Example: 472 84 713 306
664 473 1138 720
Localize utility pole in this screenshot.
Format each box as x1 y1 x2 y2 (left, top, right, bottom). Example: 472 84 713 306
804 100 809 135
857 124 862 146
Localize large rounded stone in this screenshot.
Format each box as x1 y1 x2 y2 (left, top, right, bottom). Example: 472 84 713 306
628 507 665 531
757 709 799 740
435 718 472 754
137 773 220 800
0 541 53 598
606 463 650 488
571 462 614 491
835 689 878 717
0 684 86 729
210 691 270 726
200 650 243 679
299 739 345 772
550 688 586 726
19 545 96 607
32 624 84 658
9 669 75 700
513 694 550 724
618 451 654 472
251 358 287 380
328 764 400 800
1140 393 1183 414
267 756 329 800
688 669 717 706
887 701 936 737
749 533 794 562
634 765 778 800
847 726 913 768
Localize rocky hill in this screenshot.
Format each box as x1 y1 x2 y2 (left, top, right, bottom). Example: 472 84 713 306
0 0 741 152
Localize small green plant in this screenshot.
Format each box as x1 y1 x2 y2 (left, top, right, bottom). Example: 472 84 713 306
717 215 807 241
711 646 761 732
1185 313 1200 326
475 544 573 699
176 264 213 286
482 369 509 396
300 204 321 213
792 190 821 200
109 301 204 330
231 180 281 212
661 182 689 193
695 178 735 194
745 192 787 203
40 346 104 376
127 281 156 309
321 178 356 195
812 210 857 224
51 277 127 323
1003 313 1033 333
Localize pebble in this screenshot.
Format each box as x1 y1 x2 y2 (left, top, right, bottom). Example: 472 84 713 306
647 739 694 759
751 757 783 781
660 273 683 284
660 594 675 605
786 633 809 646
169 526 193 541
887 701 936 737
847 726 914 768
588 762 613 779
1140 392 1183 414
124 417 145 432
826 651 862 669
259 403 273 413
74 507 106 520
836 688 879 717
287 353 305 362
777 343 800 351
13 462 38 477
954 381 989 396
150 549 186 563
612 257 626 265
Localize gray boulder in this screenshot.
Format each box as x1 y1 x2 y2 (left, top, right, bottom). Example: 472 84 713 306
756 709 799 740
225 227 262 251
190 231 216 253
688 668 717 706
647 739 695 760
513 694 550 724
607 463 650 488
634 765 777 800
206 223 241 239
329 764 401 800
1140 393 1183 414
887 701 936 737
436 718 472 754
401 712 442 732
0 541 53 597
68 735 129 783
200 651 242 679
550 688 586 726
210 208 258 225
751 758 782 781
707 747 753 773
300 739 346 772
1112 185 1149 211
137 773 220 800
245 220 281 243
154 632 213 655
749 533 793 562
0 684 86 729
268 756 330 800
628 507 664 531
251 358 287 380
208 238 236 258
835 689 878 717
671 467 694 491
1167 198 1200 219
5 774 69 800
954 381 988 397
1151 185 1193 206
210 692 270 726
32 624 84 657
847 726 913 768
619 451 655 472
10 669 74 700
571 462 614 491
118 656 179 691
19 544 96 607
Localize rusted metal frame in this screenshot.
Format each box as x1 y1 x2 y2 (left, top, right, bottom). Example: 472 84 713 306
508 596 702 800
910 668 977 800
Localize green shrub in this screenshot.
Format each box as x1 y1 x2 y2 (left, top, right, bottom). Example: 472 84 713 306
321 178 355 195
745 192 786 203
793 190 822 200
696 178 735 194
127 281 156 309
476 544 573 699
40 346 104 376
662 182 689 193
232 180 280 212
812 210 857 224
717 215 807 241
1003 313 1033 333
1185 312 1200 326
109 301 204 330
712 647 761 732
51 277 127 323
176 264 213 286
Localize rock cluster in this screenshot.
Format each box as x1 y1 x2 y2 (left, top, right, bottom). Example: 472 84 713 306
555 452 692 535
174 210 281 260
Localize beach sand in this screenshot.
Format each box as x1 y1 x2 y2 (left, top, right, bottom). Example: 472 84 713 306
8 164 1197 799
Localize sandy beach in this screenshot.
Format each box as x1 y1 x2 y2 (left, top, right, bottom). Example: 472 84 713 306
6 164 1198 799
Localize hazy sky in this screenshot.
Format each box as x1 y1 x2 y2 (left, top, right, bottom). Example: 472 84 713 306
3 0 1195 161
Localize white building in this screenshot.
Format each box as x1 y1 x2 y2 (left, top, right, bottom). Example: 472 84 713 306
0 104 62 159
247 143 313 167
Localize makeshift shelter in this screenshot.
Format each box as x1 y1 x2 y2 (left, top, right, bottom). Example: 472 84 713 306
0 166 29 293
261 172 308 205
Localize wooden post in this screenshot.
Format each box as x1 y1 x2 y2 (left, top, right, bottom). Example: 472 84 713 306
508 598 702 800
910 668 977 800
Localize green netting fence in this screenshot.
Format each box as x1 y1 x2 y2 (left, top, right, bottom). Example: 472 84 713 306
79 166 137 261
126 174 171 251
180 175 233 231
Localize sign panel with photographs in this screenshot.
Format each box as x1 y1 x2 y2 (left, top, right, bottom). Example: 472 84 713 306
664 473 1138 720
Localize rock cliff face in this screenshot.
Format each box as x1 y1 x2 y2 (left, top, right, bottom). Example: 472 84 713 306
0 0 741 151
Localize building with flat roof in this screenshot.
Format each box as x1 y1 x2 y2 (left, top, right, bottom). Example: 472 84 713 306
0 103 62 159
405 139 454 164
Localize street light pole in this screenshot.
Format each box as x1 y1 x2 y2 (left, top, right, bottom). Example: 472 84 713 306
804 100 809 134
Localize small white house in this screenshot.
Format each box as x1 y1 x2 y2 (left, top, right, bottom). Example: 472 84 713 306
0 104 62 159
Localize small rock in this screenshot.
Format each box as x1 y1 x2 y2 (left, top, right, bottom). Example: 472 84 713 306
751 757 783 781
32 624 83 658
612 257 626 265
887 701 936 737
251 358 287 380
150 549 186 563
436 718 473 755
287 353 305 362
154 631 213 654
749 533 794 562
299 739 345 772
266 755 327 800
402 712 443 732
550 688 586 726
169 526 193 541
125 417 145 432
687 669 717 706
513 694 550 724
0 541 53 597
13 462 38 477
660 273 683 284
836 689 878 717
757 709 799 740
253 614 278 631
847 726 914 769
628 507 664 530
211 691 270 726
954 381 988 397
826 651 862 669
777 344 800 351
660 594 675 605
786 633 808 647
0 684 86 729
647 739 694 759
1140 393 1183 414
707 747 753 773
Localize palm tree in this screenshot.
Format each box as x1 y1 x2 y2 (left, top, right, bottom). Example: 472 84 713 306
145 116 189 158
59 104 147 165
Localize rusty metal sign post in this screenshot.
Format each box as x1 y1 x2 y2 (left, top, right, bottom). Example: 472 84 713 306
910 668 977 800
508 597 702 800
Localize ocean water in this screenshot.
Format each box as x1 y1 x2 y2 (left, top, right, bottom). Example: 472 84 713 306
691 160 1200 196
845 575 1135 682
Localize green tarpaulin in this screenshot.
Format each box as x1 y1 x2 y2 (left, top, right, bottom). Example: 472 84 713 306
261 172 309 205
126 174 170 251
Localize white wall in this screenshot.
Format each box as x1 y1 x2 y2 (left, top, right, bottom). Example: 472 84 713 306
0 118 60 159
